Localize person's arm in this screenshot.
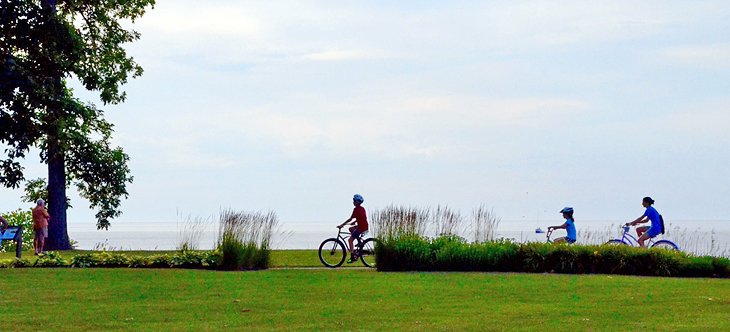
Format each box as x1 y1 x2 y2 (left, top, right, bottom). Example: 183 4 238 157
339 211 358 227
548 222 567 231
0 216 8 232
628 215 647 226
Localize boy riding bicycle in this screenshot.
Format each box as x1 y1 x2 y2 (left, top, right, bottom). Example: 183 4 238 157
338 194 368 263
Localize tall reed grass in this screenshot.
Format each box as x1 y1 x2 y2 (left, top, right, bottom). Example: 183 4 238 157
215 209 278 270
472 205 501 243
370 204 499 243
177 214 210 251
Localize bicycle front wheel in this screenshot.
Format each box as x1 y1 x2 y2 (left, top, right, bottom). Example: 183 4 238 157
605 239 628 246
318 238 346 268
358 238 379 268
651 240 679 251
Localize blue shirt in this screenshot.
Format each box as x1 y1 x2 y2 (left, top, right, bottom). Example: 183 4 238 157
643 206 661 230
565 218 576 241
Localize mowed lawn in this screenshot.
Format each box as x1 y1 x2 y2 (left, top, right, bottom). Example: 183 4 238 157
1 267 728 331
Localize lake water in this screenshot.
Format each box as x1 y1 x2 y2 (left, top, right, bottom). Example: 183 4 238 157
68 219 730 257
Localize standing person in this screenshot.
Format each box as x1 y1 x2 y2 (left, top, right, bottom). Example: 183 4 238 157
338 194 368 263
627 196 663 248
0 214 8 236
32 199 50 255
548 207 577 243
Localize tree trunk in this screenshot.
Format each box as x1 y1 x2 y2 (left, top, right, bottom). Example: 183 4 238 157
45 127 70 250
41 0 69 250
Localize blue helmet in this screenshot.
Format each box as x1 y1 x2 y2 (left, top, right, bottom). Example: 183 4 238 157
560 207 574 214
353 194 364 203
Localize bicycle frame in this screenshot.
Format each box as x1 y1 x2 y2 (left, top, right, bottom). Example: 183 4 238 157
334 227 365 252
616 226 656 246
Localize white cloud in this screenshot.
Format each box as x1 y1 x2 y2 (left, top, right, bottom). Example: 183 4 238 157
302 50 384 61
657 43 730 70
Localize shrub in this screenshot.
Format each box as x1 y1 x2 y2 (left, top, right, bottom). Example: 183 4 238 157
214 210 276 270
70 252 130 268
1 209 33 252
376 237 730 278
33 252 69 267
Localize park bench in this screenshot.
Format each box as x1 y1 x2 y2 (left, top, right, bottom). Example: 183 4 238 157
0 226 23 258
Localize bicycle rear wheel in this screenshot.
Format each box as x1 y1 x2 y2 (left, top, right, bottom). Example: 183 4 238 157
318 238 346 268
358 238 379 268
651 240 679 251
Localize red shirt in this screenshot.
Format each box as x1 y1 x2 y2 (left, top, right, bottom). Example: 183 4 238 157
351 206 368 232
32 206 49 230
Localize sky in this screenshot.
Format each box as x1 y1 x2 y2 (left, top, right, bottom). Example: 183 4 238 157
2 0 730 227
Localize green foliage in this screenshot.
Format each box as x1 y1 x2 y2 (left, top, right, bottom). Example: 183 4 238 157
214 210 276 270
33 251 68 267
217 233 270 271
21 178 72 208
1 209 33 251
1 0 154 230
377 237 730 278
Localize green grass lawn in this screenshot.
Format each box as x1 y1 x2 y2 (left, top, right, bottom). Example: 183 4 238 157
0 268 728 331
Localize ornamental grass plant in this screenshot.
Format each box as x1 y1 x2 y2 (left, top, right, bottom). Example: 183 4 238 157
215 209 278 270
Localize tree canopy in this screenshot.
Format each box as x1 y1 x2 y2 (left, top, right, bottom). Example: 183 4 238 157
1 0 154 236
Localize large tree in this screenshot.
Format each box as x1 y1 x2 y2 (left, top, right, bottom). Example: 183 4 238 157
1 0 154 249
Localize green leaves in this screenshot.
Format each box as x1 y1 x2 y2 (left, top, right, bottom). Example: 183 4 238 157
1 0 153 228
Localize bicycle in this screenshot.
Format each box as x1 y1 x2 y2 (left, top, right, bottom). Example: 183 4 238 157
605 224 679 250
545 228 574 244
545 228 555 243
318 226 379 268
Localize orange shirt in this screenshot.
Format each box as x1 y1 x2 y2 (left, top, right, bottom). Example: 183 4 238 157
32 206 50 230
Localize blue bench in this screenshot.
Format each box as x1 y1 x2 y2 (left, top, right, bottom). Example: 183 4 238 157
0 226 23 258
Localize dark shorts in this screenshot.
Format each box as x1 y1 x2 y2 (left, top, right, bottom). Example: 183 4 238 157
351 229 363 240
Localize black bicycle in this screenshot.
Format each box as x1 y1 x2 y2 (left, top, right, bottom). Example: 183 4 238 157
318 226 378 268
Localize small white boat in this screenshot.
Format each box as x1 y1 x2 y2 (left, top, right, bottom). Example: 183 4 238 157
535 227 545 234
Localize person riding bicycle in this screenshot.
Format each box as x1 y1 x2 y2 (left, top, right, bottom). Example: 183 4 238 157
627 196 663 248
338 194 368 263
547 207 577 244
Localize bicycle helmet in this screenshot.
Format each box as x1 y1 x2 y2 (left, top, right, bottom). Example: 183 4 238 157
353 194 364 204
560 207 573 214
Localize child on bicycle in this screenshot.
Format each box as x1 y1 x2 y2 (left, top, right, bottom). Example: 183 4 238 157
627 196 662 247
548 207 576 243
338 194 368 263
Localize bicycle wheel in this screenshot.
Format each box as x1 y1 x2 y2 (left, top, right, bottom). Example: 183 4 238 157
318 238 346 268
651 240 679 251
358 238 379 268
605 239 628 246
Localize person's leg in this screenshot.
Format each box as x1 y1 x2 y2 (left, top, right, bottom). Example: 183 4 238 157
38 227 47 253
553 237 566 244
33 232 40 254
637 233 650 247
636 226 648 237
347 227 357 255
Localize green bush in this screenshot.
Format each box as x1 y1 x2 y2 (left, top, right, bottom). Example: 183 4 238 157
33 252 68 267
214 210 276 271
377 237 730 278
1 209 34 252
70 252 130 268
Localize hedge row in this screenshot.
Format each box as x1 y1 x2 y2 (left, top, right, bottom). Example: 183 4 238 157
0 249 267 270
375 235 730 278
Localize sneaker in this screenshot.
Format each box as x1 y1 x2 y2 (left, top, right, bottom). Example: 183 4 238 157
347 256 358 263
